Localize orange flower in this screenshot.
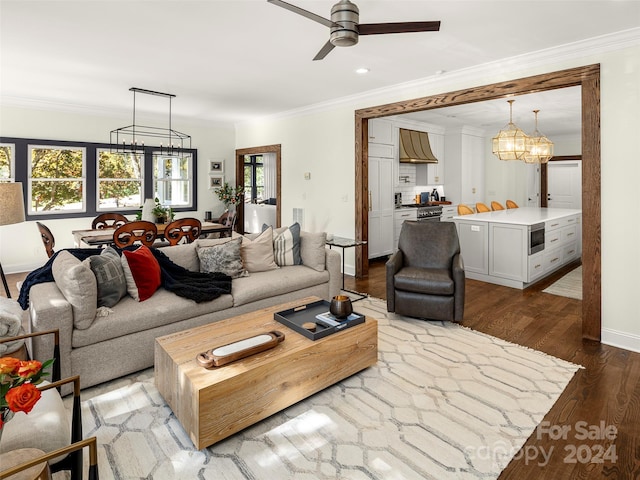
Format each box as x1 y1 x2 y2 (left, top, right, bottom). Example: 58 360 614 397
5 383 42 414
0 357 21 375
17 360 42 379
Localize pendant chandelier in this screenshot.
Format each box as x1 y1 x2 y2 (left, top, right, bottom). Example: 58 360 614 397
491 100 529 161
524 109 554 164
110 87 191 157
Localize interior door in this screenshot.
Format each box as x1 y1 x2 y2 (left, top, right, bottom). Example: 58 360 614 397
548 161 581 208
526 164 541 207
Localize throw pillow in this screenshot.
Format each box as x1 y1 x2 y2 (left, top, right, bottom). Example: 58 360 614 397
88 247 127 307
300 231 327 272
241 226 278 273
121 245 162 302
0 297 26 354
52 251 98 329
197 237 247 278
264 222 301 266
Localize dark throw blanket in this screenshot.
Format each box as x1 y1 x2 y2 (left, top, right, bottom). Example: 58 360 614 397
18 246 232 309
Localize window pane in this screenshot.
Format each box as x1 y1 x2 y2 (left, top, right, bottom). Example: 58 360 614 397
97 150 143 210
31 180 83 212
29 145 85 213
0 144 14 180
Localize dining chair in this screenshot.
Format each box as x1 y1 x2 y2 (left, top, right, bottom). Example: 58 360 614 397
0 329 96 480
491 201 505 211
217 210 237 238
475 202 490 213
36 222 55 258
457 204 474 215
92 212 129 229
112 220 157 248
506 199 519 209
164 218 202 245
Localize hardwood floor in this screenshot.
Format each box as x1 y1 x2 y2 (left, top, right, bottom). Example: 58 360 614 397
6 264 639 478
346 259 640 480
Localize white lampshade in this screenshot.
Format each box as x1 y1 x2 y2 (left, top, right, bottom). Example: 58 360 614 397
0 182 26 226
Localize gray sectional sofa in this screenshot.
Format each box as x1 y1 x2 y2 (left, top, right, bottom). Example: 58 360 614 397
28 231 341 391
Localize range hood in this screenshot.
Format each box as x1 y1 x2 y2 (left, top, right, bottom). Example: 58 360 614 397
399 128 438 164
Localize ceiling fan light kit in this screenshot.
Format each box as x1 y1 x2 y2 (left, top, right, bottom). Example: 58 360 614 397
268 0 440 60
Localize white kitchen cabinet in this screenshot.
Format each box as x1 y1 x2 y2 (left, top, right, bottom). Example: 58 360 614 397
440 205 456 222
455 221 489 274
368 155 394 259
368 118 393 145
489 223 527 281
393 208 417 251
444 127 485 204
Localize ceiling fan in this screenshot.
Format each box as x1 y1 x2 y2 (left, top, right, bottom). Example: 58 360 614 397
267 0 441 61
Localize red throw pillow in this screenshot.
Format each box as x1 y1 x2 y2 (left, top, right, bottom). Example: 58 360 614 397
121 245 161 301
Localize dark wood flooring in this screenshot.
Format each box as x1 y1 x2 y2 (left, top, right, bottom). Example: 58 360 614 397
346 259 640 480
6 264 639 478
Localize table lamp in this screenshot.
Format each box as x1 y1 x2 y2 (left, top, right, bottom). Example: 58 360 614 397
0 182 26 297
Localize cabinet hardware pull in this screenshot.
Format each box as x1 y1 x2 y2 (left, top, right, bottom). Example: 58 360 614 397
567 232 574 236
550 238 558 242
368 191 372 211
551 257 559 263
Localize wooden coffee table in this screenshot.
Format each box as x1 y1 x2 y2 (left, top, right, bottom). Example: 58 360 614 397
154 296 378 449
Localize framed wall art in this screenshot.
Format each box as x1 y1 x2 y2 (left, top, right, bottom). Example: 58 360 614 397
209 160 224 174
209 175 224 189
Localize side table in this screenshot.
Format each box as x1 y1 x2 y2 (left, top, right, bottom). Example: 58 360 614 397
326 236 368 301
0 448 52 480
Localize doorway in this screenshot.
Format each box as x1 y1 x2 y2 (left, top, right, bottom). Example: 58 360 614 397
354 64 601 341
235 144 282 234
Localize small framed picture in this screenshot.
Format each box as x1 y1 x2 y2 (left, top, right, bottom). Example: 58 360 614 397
209 160 224 173
209 175 224 189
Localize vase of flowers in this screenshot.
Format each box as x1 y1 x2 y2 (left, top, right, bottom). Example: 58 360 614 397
0 356 53 436
214 182 244 211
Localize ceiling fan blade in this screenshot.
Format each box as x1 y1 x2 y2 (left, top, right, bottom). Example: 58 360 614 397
313 40 335 61
267 0 338 28
359 21 441 36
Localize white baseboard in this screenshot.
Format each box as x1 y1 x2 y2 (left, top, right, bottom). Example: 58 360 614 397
601 328 640 353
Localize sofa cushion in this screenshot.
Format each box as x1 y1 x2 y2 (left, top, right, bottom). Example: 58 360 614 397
241 226 278 273
158 242 199 272
300 231 327 272
197 237 247 278
268 222 302 266
121 245 162 302
71 290 234 348
88 246 127 307
232 265 329 307
52 251 97 330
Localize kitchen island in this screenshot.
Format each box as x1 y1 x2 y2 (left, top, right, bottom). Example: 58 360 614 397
453 207 581 289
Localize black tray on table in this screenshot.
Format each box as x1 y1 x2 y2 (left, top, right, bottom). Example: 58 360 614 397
274 299 365 340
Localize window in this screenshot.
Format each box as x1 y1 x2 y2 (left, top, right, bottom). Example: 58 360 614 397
97 149 143 210
153 152 193 208
0 136 198 220
244 154 264 203
0 143 15 181
28 145 86 214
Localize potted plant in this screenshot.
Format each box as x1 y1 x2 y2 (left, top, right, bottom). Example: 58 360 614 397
214 182 244 211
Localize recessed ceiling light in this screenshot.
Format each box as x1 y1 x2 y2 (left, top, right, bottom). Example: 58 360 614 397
355 68 370 74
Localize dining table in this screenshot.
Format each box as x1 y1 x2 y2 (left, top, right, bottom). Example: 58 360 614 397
72 221 231 247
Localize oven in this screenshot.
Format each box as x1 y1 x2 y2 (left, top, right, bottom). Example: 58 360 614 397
417 205 443 222
528 222 545 255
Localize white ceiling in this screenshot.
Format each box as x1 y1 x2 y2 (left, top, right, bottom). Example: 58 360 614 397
1 1 639 132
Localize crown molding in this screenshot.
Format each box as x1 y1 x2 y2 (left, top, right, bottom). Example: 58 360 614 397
239 27 640 126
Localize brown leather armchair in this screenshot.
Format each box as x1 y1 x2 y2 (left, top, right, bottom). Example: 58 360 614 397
386 221 465 322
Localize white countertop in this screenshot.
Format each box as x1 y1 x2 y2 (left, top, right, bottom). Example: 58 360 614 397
453 207 581 226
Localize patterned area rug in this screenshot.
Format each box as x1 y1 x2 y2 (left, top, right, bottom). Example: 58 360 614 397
77 297 580 480
542 266 582 300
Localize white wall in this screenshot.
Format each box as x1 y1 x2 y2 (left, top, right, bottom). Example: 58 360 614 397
0 106 236 273
236 44 640 351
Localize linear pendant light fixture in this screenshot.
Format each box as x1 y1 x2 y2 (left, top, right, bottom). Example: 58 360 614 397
492 99 529 161
524 109 554 163
110 87 191 157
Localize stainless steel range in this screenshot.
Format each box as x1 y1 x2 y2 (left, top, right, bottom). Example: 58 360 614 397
417 205 443 221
